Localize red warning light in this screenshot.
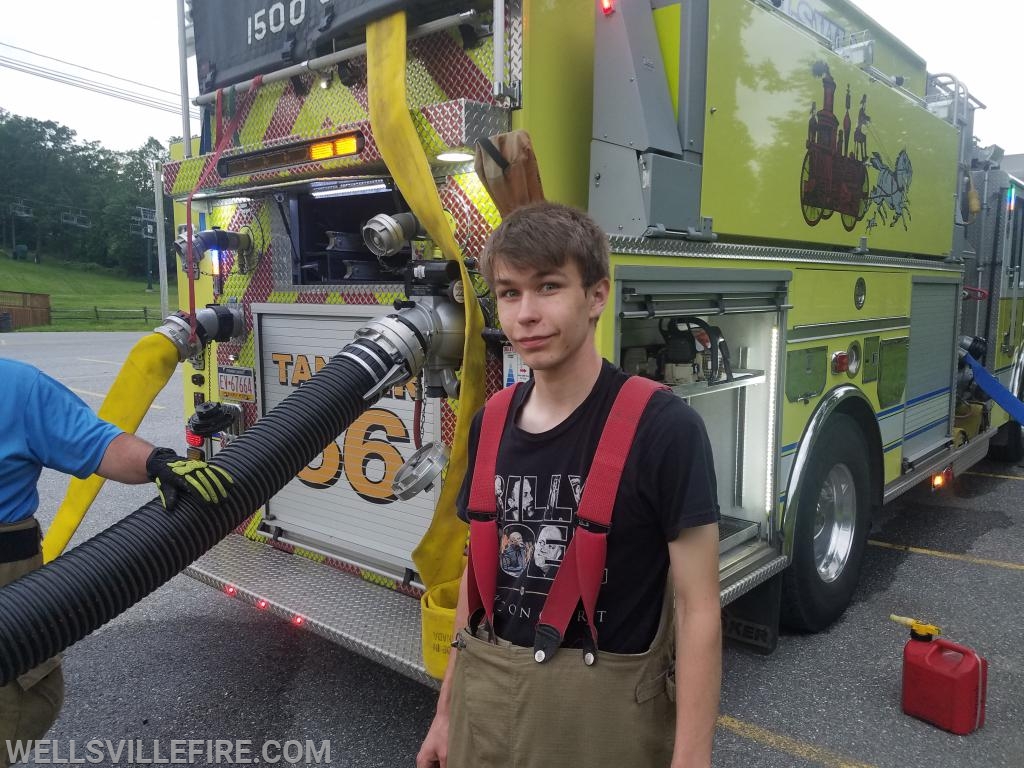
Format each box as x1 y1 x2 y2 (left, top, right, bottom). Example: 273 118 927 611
256 599 268 610
225 585 237 597
185 429 204 448
600 0 615 15
291 615 305 627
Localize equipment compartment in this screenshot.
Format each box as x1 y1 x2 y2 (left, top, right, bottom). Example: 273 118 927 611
614 264 789 548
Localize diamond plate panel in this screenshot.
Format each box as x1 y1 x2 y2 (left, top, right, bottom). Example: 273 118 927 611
508 0 523 87
464 100 512 143
719 553 790 606
269 202 295 291
409 30 495 106
186 534 437 688
420 100 510 151
443 173 498 258
168 99 506 200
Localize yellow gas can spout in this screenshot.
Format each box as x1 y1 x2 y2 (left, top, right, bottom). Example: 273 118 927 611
890 614 942 639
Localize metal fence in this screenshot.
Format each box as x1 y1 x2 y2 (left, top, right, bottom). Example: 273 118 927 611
0 294 159 330
50 307 157 322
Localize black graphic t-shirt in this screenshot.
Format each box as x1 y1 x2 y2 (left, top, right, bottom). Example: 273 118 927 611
457 361 720 654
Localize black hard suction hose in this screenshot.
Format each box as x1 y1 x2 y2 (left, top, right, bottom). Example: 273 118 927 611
0 338 398 685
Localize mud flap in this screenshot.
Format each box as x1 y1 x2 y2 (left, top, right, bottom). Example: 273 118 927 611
721 574 781 655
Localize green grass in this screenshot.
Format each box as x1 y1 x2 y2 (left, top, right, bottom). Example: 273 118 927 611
0 257 177 331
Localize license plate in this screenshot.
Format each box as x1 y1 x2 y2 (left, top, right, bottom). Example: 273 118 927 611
218 366 256 403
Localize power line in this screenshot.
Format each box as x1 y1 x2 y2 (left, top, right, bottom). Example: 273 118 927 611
0 192 163 218
0 41 180 97
0 56 200 120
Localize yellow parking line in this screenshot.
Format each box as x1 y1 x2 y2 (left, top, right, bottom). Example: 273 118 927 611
965 471 1024 481
717 715 877 768
869 540 1024 571
69 387 164 410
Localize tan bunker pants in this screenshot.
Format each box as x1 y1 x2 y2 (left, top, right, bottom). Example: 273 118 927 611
0 518 64 768
448 590 676 768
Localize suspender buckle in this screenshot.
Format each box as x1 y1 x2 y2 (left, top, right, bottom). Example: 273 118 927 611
575 517 610 534
533 623 561 663
468 607 496 644
582 632 598 666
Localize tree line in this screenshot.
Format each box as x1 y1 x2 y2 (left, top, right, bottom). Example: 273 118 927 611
0 110 174 277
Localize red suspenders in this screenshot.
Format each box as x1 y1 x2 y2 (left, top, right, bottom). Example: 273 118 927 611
465 375 667 664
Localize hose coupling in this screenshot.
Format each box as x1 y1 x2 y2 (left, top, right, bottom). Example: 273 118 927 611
155 305 246 362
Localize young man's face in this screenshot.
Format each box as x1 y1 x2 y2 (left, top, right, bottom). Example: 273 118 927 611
492 257 609 375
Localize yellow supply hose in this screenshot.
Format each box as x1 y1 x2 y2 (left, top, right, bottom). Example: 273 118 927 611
367 12 486 590
42 333 180 562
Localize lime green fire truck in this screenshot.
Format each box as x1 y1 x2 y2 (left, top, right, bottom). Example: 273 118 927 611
160 0 1024 683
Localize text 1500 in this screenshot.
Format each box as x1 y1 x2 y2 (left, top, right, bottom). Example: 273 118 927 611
248 0 329 45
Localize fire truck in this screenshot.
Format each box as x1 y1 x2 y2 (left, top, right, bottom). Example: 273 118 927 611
158 0 1024 684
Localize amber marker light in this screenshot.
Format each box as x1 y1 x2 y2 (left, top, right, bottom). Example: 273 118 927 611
309 141 335 161
334 134 360 156
931 466 953 491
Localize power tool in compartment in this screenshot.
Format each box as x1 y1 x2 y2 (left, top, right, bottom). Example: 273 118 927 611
621 316 734 386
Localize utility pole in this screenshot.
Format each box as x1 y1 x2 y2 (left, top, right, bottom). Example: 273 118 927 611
153 161 170 320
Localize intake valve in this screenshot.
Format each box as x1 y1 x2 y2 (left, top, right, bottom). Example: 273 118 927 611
188 401 242 437
362 212 423 260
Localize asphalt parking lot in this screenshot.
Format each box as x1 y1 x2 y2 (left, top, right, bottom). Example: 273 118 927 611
2 331 1022 767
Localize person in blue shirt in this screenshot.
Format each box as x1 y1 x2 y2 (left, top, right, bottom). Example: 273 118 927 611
0 358 231 768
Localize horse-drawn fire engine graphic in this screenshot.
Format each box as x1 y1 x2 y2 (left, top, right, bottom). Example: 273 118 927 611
800 63 914 233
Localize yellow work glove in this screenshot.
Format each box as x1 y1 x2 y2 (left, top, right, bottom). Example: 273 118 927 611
145 447 233 511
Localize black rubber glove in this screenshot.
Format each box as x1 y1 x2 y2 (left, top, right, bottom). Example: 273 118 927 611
145 447 233 511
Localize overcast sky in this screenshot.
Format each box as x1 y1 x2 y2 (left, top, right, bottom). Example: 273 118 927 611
2 0 191 151
0 1 1020 155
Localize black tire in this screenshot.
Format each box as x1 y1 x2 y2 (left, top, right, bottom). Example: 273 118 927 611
782 414 872 632
988 418 1024 463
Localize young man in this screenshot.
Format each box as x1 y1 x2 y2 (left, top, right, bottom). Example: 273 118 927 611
0 358 231 768
417 203 721 768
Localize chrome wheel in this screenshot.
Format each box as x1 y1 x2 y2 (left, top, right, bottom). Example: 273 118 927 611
813 463 857 583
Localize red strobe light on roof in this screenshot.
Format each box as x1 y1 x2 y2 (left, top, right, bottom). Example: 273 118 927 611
601 0 615 16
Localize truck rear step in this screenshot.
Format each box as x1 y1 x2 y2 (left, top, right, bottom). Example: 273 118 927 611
185 535 436 687
187 521 787 686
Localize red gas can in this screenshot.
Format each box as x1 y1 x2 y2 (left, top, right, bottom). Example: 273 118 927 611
897 618 987 735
